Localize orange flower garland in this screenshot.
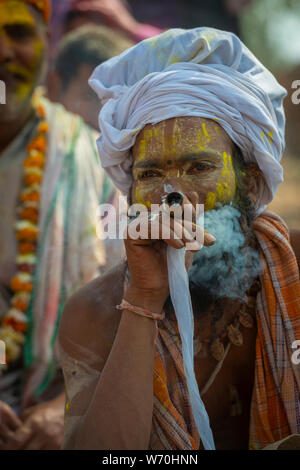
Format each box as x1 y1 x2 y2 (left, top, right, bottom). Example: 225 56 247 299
0 104 48 366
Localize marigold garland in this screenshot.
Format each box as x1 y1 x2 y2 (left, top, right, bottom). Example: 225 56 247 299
0 104 48 366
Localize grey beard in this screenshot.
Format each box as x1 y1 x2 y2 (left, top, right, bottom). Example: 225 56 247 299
188 204 261 308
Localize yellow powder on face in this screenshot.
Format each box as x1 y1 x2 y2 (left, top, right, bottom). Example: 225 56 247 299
220 152 236 198
33 38 44 64
0 2 35 28
195 123 212 151
15 81 31 100
216 181 231 199
153 127 162 138
202 122 209 138
138 139 147 161
134 187 144 205
216 181 225 200
196 130 206 151
143 129 153 139
168 118 182 155
209 151 236 206
0 2 44 101
134 184 152 207
205 192 217 210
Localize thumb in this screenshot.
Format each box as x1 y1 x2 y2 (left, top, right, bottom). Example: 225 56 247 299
19 406 34 421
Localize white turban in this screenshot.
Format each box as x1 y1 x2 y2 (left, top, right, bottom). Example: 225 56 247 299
89 27 287 212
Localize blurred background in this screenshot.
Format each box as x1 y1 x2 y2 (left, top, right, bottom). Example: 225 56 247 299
46 0 299 228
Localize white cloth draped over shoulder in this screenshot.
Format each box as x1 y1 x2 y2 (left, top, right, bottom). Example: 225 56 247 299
89 27 287 212
21 97 119 407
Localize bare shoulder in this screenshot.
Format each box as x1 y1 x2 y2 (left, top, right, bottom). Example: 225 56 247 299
290 229 300 271
58 262 126 367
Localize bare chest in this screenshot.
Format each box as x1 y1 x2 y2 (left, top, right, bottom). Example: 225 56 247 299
194 323 257 449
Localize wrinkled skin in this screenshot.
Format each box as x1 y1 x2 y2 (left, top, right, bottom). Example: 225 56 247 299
127 116 238 301
0 394 65 450
58 116 300 450
0 1 47 123
132 116 237 210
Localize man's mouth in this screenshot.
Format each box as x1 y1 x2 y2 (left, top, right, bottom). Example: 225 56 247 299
0 66 29 87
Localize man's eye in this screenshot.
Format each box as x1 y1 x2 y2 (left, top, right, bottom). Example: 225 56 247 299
5 25 36 41
188 163 213 173
138 170 161 179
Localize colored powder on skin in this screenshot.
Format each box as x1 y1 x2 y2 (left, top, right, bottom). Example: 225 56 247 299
202 122 209 138
205 192 217 210
214 125 220 135
196 123 211 151
138 139 147 161
196 130 206 151
214 152 236 204
0 2 45 101
0 2 35 27
189 204 261 302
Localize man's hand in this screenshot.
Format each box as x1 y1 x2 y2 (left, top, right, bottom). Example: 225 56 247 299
0 400 23 448
124 192 216 312
0 393 65 450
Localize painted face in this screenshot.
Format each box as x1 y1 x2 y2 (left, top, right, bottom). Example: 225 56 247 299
0 1 47 121
131 116 237 211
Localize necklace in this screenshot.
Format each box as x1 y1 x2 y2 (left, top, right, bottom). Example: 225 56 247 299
0 102 49 370
193 278 260 360
194 278 261 398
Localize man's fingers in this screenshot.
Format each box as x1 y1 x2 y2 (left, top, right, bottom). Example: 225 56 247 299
0 403 22 432
5 412 23 432
6 424 34 450
21 434 45 450
203 230 216 246
126 206 216 249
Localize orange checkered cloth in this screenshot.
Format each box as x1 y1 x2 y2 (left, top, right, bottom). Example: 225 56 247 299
150 211 300 450
0 0 51 23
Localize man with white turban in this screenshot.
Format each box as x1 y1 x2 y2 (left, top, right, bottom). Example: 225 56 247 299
58 28 300 450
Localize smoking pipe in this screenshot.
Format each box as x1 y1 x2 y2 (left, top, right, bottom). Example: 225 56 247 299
165 191 184 207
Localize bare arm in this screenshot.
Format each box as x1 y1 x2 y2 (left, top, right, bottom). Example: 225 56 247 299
59 197 211 450
58 271 163 450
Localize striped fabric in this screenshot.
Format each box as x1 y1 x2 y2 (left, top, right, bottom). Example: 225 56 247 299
150 318 200 450
250 211 300 449
151 211 300 450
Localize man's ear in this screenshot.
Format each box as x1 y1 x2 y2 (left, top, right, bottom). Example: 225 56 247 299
245 163 263 206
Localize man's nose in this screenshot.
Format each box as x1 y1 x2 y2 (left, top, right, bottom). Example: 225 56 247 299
0 34 16 62
162 175 195 201
163 173 184 192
